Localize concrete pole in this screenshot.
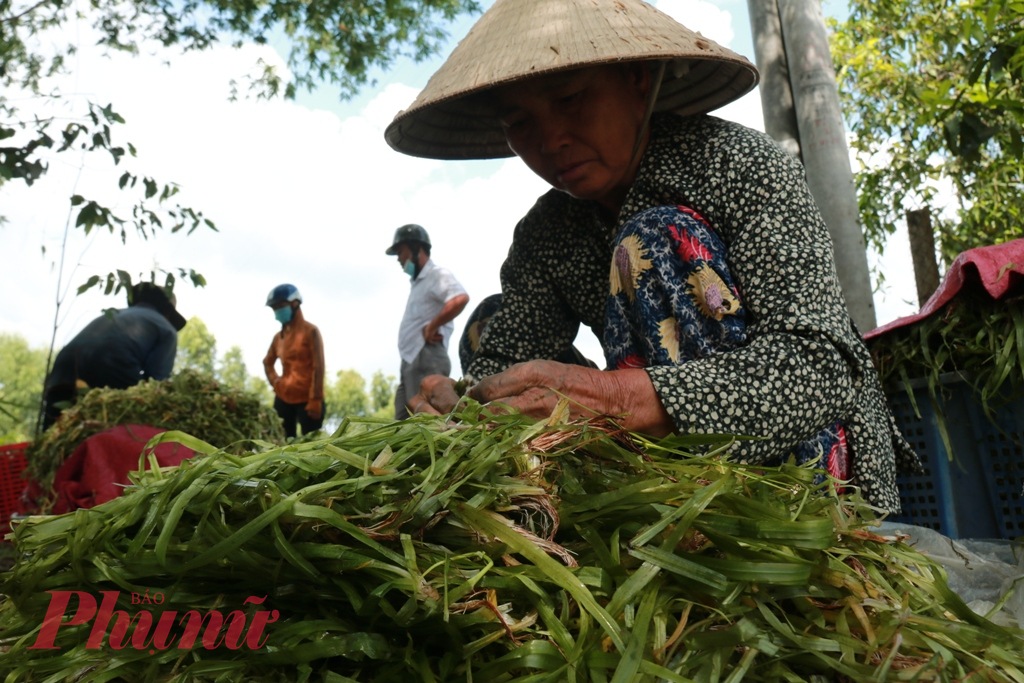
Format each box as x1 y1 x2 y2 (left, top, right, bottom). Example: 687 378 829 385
746 0 802 161
777 0 878 331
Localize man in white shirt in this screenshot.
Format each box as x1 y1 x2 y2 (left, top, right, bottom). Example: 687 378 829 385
386 224 470 419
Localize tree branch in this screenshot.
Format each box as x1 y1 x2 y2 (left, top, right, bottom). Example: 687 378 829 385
1 0 55 25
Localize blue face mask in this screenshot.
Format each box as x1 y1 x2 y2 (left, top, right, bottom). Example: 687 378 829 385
274 306 294 324
403 260 417 279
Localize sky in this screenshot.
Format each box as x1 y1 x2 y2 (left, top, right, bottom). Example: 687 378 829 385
0 0 919 388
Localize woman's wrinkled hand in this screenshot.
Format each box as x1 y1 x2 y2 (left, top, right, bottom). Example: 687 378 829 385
408 362 673 437
466 360 583 419
468 361 674 436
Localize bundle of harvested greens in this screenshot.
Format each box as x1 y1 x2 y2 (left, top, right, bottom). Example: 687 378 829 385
2 403 1022 682
26 370 284 492
868 292 1024 416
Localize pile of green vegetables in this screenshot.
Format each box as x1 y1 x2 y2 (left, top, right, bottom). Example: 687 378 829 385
868 291 1024 415
2 403 1022 682
26 370 284 496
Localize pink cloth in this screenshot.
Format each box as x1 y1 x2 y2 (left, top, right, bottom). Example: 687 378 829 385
51 424 195 514
865 239 1024 340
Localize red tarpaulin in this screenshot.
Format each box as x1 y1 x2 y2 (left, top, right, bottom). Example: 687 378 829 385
50 424 195 514
865 239 1024 340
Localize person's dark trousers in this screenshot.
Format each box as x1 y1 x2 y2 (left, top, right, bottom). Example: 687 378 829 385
273 396 325 438
394 342 452 420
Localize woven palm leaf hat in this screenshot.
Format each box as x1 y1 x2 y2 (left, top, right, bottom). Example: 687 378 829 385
385 0 759 160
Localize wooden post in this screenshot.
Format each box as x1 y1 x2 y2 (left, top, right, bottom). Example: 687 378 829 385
906 208 941 307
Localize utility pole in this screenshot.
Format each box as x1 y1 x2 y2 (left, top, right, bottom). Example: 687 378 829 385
747 0 878 332
746 0 802 161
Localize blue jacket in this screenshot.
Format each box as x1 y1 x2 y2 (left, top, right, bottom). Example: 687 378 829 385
45 304 178 392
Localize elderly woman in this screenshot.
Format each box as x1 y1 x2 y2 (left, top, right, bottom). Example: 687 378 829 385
384 0 918 511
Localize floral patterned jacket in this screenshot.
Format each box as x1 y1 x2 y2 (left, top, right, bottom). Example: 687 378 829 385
465 113 919 513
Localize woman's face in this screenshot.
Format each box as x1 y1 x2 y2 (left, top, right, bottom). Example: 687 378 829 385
493 64 652 212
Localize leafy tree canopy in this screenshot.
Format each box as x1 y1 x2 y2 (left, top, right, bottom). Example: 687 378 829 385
0 333 50 443
831 0 1024 262
173 316 273 403
220 345 274 404
175 316 398 419
1 0 477 289
368 370 396 416
327 369 369 421
175 316 218 377
3 0 478 101
325 368 395 428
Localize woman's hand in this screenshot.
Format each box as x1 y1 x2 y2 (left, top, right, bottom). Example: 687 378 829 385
468 361 590 418
409 361 674 437
305 398 323 420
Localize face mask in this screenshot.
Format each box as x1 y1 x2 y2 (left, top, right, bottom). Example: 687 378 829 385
274 306 294 324
403 260 417 279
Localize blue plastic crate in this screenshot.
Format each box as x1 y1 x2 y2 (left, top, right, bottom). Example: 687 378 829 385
886 374 1024 539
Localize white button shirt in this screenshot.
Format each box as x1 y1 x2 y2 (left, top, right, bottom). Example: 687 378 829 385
398 259 468 364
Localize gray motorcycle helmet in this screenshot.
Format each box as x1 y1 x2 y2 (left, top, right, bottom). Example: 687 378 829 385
385 224 431 255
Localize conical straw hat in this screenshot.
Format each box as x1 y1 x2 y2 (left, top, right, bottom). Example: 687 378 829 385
385 0 759 160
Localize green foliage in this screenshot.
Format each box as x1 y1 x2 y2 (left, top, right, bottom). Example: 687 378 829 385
175 317 218 376
1 95 216 292
325 369 396 428
868 291 1024 425
173 317 271 404
218 345 249 389
220 345 274 405
174 317 396 421
3 0 478 100
326 369 369 420
75 268 206 300
26 370 286 495
831 0 1024 261
3 409 1022 679
3 0 476 296
369 369 397 417
866 286 1024 463
0 334 49 444
0 0 476 194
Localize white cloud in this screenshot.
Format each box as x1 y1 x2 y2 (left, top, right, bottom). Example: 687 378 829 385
714 89 765 132
648 0 761 130
847 140 959 327
0 37 558 388
654 0 735 47
867 226 920 326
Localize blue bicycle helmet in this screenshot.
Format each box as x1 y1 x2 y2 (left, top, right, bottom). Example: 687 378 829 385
266 284 302 307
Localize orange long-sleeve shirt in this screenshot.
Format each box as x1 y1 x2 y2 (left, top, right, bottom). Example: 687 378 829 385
263 307 325 406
